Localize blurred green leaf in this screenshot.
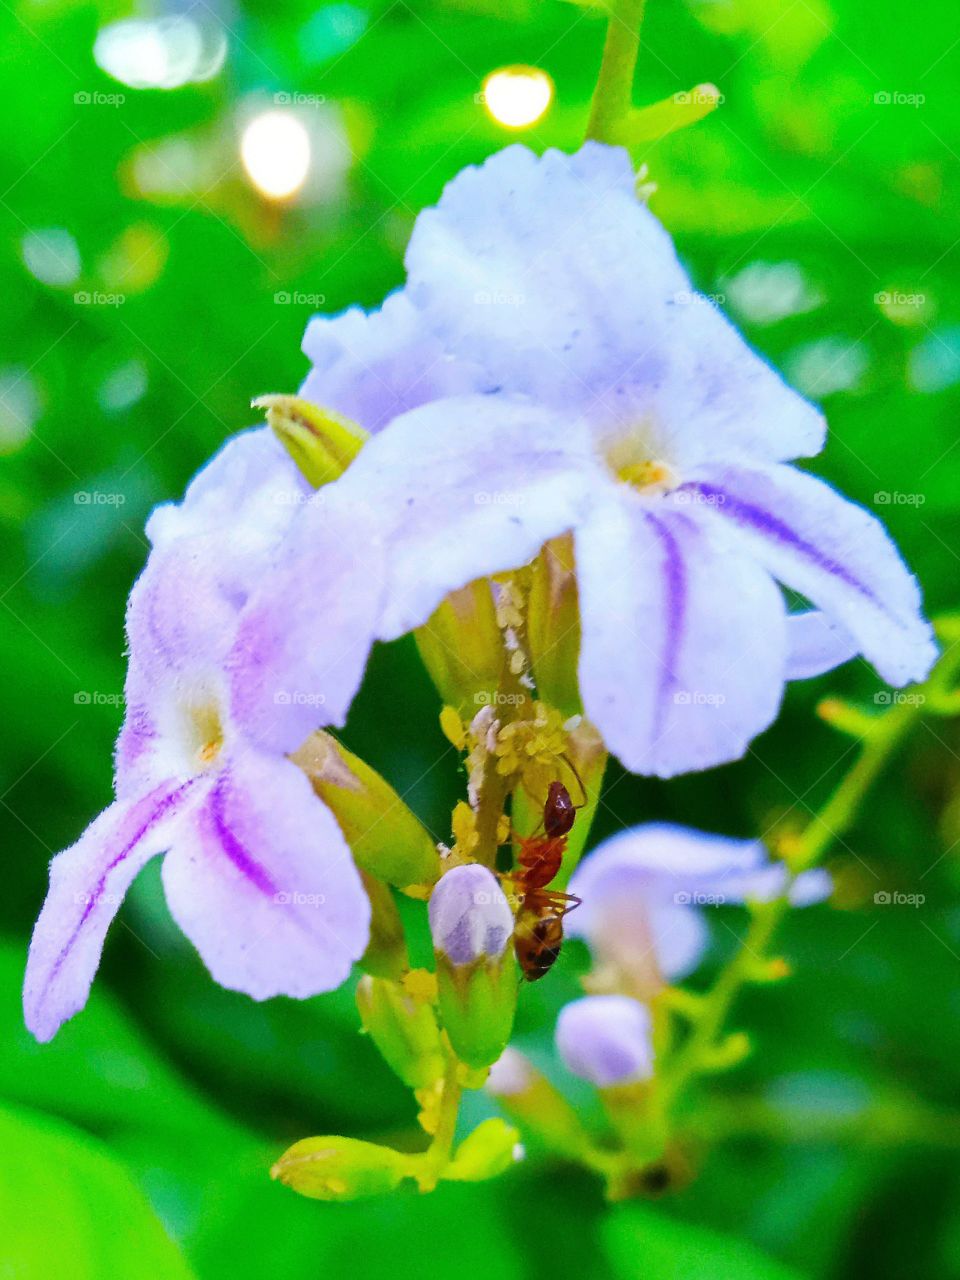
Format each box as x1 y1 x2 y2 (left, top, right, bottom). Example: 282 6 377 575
603 1205 804 1280
0 1102 196 1279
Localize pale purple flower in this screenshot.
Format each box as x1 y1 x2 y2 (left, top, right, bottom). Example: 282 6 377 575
566 824 829 992
429 864 513 965
294 143 935 777
555 995 654 1087
24 434 382 1042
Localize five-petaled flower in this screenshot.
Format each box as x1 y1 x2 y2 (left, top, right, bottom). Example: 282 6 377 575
566 823 829 998
292 142 936 777
23 429 381 1042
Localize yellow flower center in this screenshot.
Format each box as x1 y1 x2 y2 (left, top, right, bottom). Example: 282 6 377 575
186 698 225 771
600 424 676 496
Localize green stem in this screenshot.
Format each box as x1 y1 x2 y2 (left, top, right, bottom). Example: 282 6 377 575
660 629 960 1111
660 902 781 1109
692 1095 960 1149
788 699 920 872
585 0 648 144
431 1054 462 1163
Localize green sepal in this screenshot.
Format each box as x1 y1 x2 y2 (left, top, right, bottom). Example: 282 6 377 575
357 874 408 981
415 580 504 716
253 393 368 488
443 1119 520 1183
601 1082 669 1166
526 535 582 718
436 954 518 1070
293 732 440 889
356 976 445 1089
271 1136 407 1201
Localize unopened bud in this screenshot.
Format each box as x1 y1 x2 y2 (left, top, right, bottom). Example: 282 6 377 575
356 975 445 1089
271 1135 406 1201
254 394 368 488
486 1047 536 1098
486 1049 592 1158
415 580 504 716
443 1118 522 1183
555 996 654 1088
429 866 518 1068
358 873 407 981
526 535 582 718
293 731 440 889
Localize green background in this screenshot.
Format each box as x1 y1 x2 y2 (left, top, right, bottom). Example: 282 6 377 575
2 0 960 1275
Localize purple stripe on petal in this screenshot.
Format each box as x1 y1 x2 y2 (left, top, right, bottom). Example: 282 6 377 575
644 513 686 733
207 774 280 898
679 482 877 603
46 780 195 991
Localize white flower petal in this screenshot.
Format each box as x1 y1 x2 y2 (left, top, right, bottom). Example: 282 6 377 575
228 488 385 753
146 427 309 586
161 747 370 1001
406 142 824 465
786 610 860 680
680 463 938 686
568 824 830 983
301 290 486 433
575 497 788 777
23 781 195 1042
333 394 598 639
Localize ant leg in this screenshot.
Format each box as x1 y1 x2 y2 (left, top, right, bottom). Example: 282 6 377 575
540 890 582 919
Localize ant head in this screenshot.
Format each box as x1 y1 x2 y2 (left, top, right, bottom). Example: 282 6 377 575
544 780 576 838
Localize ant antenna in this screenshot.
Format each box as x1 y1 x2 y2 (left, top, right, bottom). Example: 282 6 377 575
558 753 588 809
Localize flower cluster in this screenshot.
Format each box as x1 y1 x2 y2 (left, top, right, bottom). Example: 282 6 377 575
23 141 936 1201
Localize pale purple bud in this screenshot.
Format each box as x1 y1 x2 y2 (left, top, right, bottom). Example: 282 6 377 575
555 995 654 1088
429 864 513 965
486 1047 535 1097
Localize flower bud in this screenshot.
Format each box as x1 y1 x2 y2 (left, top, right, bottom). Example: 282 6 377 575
555 996 654 1088
271 1135 406 1201
486 1047 535 1098
357 872 407 980
526 535 582 718
443 1118 522 1183
429 865 518 1069
253 394 368 488
293 731 440 889
415 580 504 716
486 1049 592 1158
356 975 445 1089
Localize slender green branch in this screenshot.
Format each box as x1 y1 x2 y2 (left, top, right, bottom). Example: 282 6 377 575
585 0 648 144
788 699 920 873
430 1052 462 1166
660 629 960 1113
659 902 781 1109
411 1051 463 1191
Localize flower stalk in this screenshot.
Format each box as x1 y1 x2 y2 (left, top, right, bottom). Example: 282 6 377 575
586 0 648 144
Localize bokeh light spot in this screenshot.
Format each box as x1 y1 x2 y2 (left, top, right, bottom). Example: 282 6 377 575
481 66 553 130
94 17 226 91
240 111 312 200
